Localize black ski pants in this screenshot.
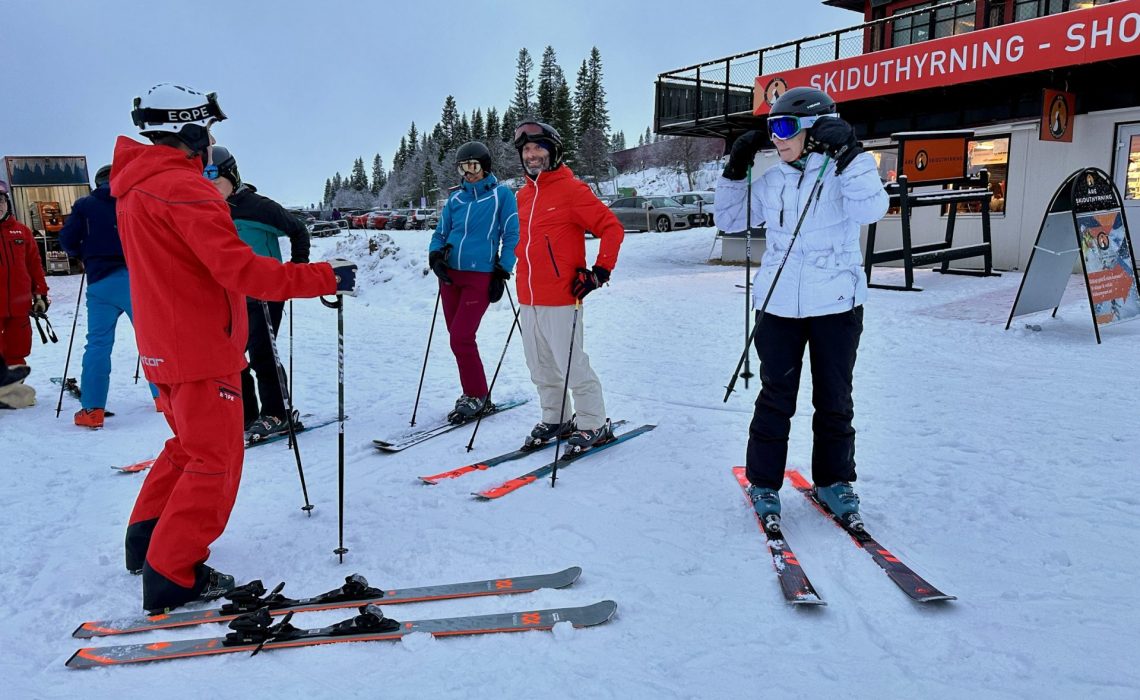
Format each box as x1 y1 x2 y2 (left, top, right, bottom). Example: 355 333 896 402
745 306 863 490
242 299 287 425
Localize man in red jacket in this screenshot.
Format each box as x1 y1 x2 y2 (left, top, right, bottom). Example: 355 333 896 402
0 180 50 394
512 122 625 452
114 83 358 613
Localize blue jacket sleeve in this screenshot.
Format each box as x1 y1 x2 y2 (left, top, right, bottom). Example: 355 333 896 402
59 199 86 258
429 197 451 254
496 186 519 272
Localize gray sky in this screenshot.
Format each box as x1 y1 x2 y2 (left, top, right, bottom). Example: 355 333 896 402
1 0 854 206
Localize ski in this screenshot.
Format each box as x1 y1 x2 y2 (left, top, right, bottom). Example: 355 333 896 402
52 377 116 416
111 416 342 473
68 599 616 669
474 424 656 500
787 470 955 603
73 566 582 639
732 467 825 606
372 398 528 453
419 420 630 484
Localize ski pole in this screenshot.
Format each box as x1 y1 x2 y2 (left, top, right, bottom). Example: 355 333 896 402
55 272 86 418
409 288 441 427
740 166 754 389
466 286 523 452
133 354 141 384
550 300 581 487
260 300 313 516
320 294 348 563
724 155 831 402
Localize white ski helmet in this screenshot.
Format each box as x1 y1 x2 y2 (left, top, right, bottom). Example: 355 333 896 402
131 83 226 154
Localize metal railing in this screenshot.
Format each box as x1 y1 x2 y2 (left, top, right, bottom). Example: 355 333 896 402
655 0 981 131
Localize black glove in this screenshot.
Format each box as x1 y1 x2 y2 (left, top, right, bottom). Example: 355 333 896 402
488 264 511 303
722 130 766 181
328 259 358 296
428 246 452 285
810 117 863 174
32 294 49 315
571 265 610 300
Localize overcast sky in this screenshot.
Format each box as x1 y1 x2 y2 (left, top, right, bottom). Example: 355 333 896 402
1 0 854 206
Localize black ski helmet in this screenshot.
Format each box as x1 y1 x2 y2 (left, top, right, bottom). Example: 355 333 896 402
456 141 493 174
94 165 112 188
769 87 837 119
513 121 564 171
209 146 241 189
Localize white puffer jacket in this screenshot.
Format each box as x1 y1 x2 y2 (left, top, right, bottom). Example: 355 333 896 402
716 151 888 318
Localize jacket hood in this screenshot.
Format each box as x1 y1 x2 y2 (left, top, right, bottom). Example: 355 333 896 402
111 135 202 198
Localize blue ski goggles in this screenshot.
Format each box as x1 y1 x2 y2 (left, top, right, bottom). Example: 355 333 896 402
202 164 219 180
767 113 837 140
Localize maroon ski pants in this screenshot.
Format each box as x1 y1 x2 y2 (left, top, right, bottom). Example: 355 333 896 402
439 269 492 398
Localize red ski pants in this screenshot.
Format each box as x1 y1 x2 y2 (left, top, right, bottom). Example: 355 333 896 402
440 269 492 398
125 373 244 611
0 314 32 365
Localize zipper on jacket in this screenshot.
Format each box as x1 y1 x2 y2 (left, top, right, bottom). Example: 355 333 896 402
459 191 474 269
525 174 540 302
545 239 560 277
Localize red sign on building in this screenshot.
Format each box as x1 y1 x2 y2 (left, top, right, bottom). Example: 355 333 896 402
1040 88 1076 142
754 2 1140 115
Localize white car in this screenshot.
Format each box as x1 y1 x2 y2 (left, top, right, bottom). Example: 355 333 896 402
673 191 716 226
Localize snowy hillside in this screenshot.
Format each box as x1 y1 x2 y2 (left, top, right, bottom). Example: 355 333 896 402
2 226 1137 698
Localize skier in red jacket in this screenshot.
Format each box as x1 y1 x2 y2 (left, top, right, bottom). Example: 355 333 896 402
512 121 625 452
0 179 50 398
114 83 358 613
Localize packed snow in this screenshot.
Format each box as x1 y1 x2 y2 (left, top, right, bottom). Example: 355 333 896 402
2 225 1137 698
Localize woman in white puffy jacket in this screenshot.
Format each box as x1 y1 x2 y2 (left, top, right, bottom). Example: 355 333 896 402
715 87 888 526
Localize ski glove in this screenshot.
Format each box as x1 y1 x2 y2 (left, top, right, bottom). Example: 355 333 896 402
571 265 611 300
810 117 863 174
428 247 452 285
722 130 767 181
32 294 49 315
329 259 358 296
488 264 511 304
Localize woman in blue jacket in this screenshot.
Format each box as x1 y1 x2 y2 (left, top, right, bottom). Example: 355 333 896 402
428 141 519 423
716 87 888 529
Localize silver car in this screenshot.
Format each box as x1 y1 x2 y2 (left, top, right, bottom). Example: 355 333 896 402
608 196 708 232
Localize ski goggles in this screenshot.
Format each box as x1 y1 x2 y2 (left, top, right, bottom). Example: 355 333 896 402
202 164 220 180
457 160 483 175
767 113 837 140
513 122 556 149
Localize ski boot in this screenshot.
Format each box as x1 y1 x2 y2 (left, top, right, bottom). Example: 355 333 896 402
747 485 782 533
564 418 614 455
194 566 237 604
447 395 491 425
815 482 863 531
245 411 301 443
74 408 106 429
522 418 575 450
3 365 30 385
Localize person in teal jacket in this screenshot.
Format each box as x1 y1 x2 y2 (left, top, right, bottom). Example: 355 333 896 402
207 146 311 440
428 141 519 423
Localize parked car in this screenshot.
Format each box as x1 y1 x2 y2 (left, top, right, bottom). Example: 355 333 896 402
407 208 438 230
608 196 708 232
366 210 393 230
385 208 413 230
350 212 371 229
672 191 716 226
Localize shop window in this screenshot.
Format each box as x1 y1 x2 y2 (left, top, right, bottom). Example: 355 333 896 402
868 147 903 215
892 1 976 47
1125 135 1140 201
985 0 1007 26
945 136 1010 214
1014 0 1112 21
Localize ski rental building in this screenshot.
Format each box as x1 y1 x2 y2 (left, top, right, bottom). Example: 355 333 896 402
655 0 1140 270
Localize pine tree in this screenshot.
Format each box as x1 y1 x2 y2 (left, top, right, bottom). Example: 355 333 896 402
439 96 460 153
472 108 485 141
351 157 368 191
637 132 644 147
407 123 419 155
610 131 626 152
552 78 576 163
501 106 517 142
537 46 560 123
574 60 591 135
645 127 652 146
421 157 437 206
394 137 408 170
485 107 501 143
332 172 343 192
371 154 386 195
510 48 535 121
456 113 471 144
323 178 334 206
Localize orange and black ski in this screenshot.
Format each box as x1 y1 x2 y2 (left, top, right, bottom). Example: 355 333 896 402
732 467 825 606
787 470 955 603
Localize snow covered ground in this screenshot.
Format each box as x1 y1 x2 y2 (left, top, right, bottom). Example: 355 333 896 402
2 226 1137 699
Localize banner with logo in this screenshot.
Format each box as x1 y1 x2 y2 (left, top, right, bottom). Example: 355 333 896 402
754 2 1140 114
1040 89 1075 142
4 156 90 187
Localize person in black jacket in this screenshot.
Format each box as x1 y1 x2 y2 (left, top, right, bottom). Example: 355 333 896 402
205 147 311 441
59 164 160 428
